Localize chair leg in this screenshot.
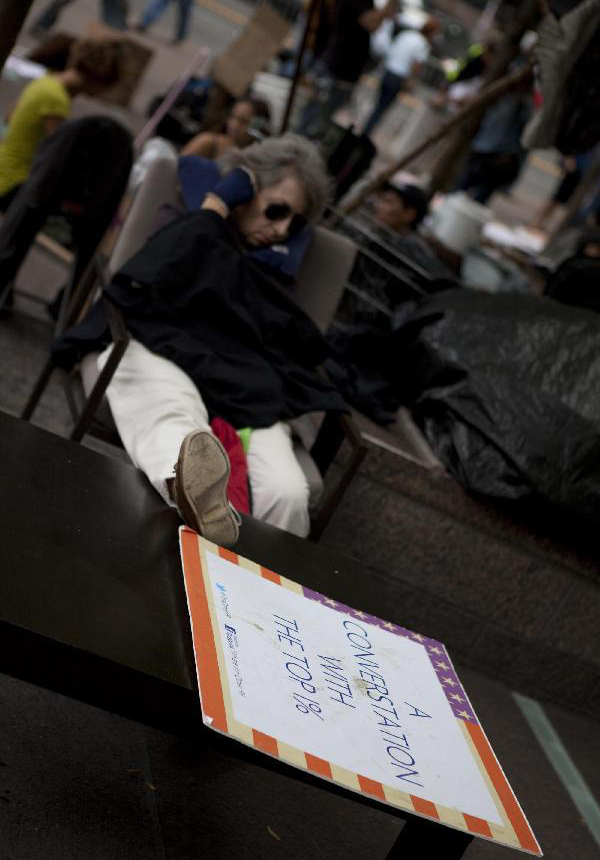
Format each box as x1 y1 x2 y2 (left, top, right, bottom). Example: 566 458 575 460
21 358 55 421
309 412 367 542
309 440 366 541
69 331 127 443
54 256 99 338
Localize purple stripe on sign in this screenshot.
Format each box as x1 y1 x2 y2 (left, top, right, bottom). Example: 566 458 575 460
302 586 443 645
301 585 479 725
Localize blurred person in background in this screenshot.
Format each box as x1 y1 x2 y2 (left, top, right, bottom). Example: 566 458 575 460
362 16 440 137
135 0 193 43
181 97 271 158
297 0 399 139
0 39 122 211
342 180 455 294
532 148 597 230
456 68 533 204
30 0 128 36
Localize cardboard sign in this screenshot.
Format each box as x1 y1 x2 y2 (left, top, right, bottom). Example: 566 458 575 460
213 1 291 98
180 528 542 856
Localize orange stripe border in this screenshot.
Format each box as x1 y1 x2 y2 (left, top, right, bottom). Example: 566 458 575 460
463 814 493 838
411 795 440 819
358 775 386 801
180 529 228 733
465 721 540 853
253 729 279 756
306 753 333 779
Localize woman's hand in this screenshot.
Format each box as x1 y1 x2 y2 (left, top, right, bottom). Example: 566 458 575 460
205 167 257 217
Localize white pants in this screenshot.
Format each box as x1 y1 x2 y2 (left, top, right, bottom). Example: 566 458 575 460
98 339 312 537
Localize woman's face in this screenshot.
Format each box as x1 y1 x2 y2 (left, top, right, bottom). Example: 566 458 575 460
233 174 307 247
225 101 255 147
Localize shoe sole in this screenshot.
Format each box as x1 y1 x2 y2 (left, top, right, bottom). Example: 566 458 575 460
175 431 239 547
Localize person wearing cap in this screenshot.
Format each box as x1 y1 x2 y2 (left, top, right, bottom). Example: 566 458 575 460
362 17 440 137
341 181 455 307
368 181 451 275
372 181 428 232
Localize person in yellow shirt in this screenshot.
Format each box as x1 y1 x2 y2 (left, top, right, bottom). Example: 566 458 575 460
0 38 122 211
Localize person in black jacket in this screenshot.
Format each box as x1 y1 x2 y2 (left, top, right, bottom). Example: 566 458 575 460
54 135 346 546
297 0 398 139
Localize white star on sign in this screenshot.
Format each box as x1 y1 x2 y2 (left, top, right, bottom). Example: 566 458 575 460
457 710 472 720
428 646 443 655
442 677 457 687
435 661 450 670
353 610 368 619
323 598 339 607
411 633 426 642
382 621 397 631
450 693 465 703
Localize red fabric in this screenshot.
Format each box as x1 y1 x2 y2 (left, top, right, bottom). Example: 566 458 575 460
210 417 250 514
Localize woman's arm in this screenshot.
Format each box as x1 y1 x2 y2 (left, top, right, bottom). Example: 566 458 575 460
201 166 257 219
180 132 218 158
201 194 229 218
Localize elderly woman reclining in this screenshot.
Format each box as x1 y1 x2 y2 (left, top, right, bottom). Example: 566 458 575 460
53 135 347 546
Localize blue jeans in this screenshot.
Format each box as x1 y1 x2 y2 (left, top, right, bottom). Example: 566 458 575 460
32 0 128 31
101 0 128 29
362 69 405 137
139 0 192 41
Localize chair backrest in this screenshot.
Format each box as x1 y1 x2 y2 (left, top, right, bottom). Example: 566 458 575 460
0 115 132 293
293 226 357 333
109 156 180 274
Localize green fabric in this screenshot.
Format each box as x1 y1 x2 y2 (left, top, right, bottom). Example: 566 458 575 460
237 427 252 453
0 75 70 195
445 43 484 82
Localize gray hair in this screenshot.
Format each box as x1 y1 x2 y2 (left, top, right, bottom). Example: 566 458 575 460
219 134 331 223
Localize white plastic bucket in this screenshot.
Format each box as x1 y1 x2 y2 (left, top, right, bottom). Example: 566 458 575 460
429 192 492 254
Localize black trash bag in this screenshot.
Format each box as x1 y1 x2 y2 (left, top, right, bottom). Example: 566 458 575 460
398 289 600 523
324 302 418 424
325 323 402 425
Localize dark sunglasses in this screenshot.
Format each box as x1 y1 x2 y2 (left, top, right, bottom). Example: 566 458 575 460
264 202 307 237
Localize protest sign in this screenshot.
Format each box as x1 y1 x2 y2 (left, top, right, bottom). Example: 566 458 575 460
213 1 290 98
180 528 542 855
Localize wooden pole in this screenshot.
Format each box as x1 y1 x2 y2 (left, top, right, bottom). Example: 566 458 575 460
341 61 532 215
279 0 321 134
0 0 36 75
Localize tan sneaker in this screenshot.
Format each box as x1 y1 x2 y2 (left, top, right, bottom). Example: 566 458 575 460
174 431 240 547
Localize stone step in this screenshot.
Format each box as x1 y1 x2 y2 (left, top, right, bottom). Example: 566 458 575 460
319 438 600 719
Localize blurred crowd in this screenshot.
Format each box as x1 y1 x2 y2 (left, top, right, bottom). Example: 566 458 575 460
2 0 600 539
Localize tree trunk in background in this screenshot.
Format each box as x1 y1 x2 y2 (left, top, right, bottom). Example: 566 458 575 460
428 0 541 193
0 1 36 75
